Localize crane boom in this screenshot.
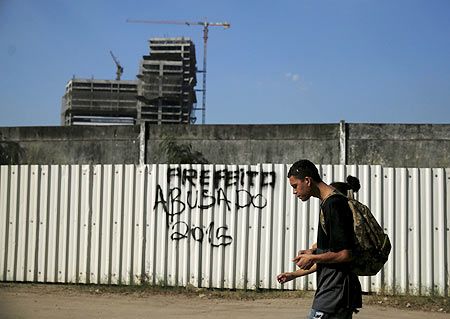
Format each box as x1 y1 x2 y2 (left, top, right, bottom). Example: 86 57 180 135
109 50 124 80
126 19 197 26
126 19 230 28
126 17 230 124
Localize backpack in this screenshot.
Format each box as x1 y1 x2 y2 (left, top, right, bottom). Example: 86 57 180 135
320 190 391 276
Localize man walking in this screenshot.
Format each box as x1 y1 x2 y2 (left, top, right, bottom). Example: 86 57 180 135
277 159 362 319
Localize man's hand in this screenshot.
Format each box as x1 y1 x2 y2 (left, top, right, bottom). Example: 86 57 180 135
297 243 317 256
297 248 314 256
293 253 316 270
276 272 295 284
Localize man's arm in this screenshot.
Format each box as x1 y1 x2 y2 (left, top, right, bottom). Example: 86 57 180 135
293 196 355 270
293 249 353 270
277 243 318 284
277 264 317 284
297 242 317 256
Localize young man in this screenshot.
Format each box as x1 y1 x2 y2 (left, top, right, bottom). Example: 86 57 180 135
277 160 362 319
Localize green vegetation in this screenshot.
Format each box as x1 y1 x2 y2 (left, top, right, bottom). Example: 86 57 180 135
158 136 208 164
0 142 23 165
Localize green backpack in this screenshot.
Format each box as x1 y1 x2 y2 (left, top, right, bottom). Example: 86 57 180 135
320 191 391 276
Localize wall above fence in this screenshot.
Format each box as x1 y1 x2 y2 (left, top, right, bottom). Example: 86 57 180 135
0 126 141 165
1 123 450 167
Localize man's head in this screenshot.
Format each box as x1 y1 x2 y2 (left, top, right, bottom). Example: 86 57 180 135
288 160 322 182
287 160 322 201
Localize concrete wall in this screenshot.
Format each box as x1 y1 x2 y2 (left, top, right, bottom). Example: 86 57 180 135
1 123 450 167
147 124 339 165
0 126 140 164
148 123 450 167
346 124 450 167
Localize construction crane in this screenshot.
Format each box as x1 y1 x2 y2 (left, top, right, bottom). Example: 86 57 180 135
109 50 124 80
126 18 230 124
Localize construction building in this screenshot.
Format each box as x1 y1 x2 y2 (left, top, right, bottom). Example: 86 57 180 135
61 79 138 126
61 37 197 126
137 37 197 124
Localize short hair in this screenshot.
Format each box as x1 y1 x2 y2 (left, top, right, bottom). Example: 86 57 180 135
288 159 322 182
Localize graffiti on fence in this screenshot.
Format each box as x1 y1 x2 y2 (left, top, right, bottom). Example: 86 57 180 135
167 167 276 188
154 166 277 248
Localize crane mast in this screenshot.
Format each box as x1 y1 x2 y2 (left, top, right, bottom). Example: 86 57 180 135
126 17 230 124
109 50 124 81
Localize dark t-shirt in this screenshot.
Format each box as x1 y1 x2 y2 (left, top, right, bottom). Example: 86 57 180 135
312 194 362 313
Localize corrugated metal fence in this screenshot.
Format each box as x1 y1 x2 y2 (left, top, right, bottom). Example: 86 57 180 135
0 164 449 296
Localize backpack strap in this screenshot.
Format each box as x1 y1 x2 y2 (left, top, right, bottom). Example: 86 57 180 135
319 190 347 235
319 208 327 235
347 189 355 200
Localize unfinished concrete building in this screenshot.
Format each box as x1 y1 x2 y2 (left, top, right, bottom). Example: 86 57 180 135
61 38 197 126
61 79 138 126
137 38 197 124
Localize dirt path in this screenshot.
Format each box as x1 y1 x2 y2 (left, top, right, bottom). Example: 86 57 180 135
0 284 447 319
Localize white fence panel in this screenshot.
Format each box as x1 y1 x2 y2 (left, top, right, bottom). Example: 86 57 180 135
0 164 448 296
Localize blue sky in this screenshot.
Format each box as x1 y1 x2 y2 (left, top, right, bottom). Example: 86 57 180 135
1 0 449 126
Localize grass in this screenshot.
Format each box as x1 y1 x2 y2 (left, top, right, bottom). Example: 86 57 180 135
69 282 312 300
0 282 448 313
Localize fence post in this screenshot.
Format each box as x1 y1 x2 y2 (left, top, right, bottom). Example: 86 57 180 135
339 120 347 165
139 123 146 165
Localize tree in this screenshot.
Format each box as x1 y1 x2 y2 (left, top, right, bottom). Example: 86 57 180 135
0 142 24 165
158 136 208 164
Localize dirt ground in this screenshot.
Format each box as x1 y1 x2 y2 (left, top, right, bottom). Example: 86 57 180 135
0 283 448 319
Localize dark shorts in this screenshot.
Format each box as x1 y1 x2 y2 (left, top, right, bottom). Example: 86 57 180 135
307 308 353 319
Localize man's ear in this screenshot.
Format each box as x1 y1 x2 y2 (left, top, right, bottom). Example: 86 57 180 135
305 176 312 186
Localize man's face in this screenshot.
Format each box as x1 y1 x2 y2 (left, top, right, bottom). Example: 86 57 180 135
289 176 312 201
